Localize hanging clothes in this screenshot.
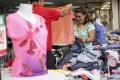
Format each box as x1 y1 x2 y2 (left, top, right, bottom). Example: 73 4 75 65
52 10 75 45
6 13 48 76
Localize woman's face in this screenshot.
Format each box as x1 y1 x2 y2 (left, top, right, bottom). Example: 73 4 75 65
75 13 86 24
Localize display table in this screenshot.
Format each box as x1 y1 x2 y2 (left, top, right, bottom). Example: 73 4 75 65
2 68 66 80
2 68 100 80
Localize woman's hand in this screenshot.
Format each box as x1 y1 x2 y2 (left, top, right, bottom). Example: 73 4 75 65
63 64 72 70
80 38 86 43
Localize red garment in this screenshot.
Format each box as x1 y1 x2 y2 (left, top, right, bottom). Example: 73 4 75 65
33 3 60 51
81 75 89 80
4 59 14 67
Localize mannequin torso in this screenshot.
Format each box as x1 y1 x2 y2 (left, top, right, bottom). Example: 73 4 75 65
17 3 36 24
6 3 48 76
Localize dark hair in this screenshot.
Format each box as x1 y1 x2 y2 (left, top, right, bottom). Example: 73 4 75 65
74 7 93 24
30 0 39 3
54 1 71 7
74 6 87 15
86 13 95 23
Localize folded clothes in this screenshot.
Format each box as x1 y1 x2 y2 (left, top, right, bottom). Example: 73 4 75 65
111 31 120 35
106 43 120 49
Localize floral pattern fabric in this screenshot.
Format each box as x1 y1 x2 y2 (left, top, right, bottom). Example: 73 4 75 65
6 13 48 76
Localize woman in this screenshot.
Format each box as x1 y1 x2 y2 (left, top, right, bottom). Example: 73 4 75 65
62 7 96 80
74 7 95 50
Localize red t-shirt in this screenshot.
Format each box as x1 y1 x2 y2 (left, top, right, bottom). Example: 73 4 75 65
33 3 60 51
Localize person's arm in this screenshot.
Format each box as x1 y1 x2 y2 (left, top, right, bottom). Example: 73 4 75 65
59 4 72 17
80 24 95 43
86 30 95 42
80 30 95 43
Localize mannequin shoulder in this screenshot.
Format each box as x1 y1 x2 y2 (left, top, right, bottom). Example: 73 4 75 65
6 13 18 21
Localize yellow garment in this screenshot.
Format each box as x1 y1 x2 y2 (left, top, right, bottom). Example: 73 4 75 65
48 69 71 75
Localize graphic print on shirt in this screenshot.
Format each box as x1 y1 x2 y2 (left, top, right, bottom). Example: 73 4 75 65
19 21 39 55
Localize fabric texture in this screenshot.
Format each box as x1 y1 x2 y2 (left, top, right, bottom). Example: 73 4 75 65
105 50 119 61
6 13 48 76
33 3 60 51
74 22 95 50
52 11 75 45
106 43 120 49
58 38 99 70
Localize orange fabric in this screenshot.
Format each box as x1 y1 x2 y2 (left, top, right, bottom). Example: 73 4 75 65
81 75 89 80
52 10 75 45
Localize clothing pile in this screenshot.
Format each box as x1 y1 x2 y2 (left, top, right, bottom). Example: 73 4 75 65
57 38 101 71
107 32 120 44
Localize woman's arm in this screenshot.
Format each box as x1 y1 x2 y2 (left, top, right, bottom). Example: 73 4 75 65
86 30 95 42
80 30 95 43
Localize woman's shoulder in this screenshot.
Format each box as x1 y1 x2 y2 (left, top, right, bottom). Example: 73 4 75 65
86 22 94 27
85 22 95 31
